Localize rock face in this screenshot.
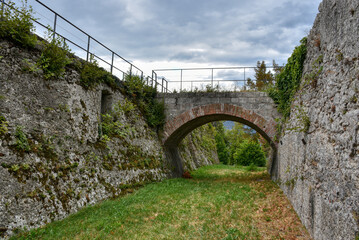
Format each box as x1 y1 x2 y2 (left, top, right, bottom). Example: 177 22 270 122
0 39 216 238
275 0 359 239
179 123 219 172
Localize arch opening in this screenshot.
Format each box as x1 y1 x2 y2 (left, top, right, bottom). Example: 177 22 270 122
163 111 278 178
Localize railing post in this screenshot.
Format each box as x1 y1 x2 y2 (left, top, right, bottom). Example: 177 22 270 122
244 67 246 90
146 76 149 85
211 68 214 88
141 71 143 81
86 36 91 62
162 78 164 93
129 64 133 77
155 76 158 92
151 71 155 88
244 67 246 81
53 13 58 40
180 69 183 91
166 80 168 93
110 51 114 73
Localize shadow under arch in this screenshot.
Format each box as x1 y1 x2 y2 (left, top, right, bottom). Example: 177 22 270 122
162 104 278 178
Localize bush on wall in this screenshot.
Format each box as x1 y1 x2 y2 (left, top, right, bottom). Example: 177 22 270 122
268 37 307 118
0 0 37 48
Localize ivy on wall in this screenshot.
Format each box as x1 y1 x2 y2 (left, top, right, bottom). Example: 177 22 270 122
268 37 307 119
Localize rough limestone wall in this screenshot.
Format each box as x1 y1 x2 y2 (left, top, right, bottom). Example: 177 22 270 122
178 123 219 172
276 0 359 239
0 39 173 237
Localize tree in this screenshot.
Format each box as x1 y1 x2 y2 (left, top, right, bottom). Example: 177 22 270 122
247 61 275 91
233 140 266 167
214 122 229 164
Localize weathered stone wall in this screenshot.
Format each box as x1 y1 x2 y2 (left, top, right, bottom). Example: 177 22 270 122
179 123 219 172
0 39 175 238
275 0 359 239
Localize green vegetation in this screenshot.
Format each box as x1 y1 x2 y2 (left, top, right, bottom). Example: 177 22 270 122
37 32 73 79
0 0 37 48
214 122 269 167
286 106 311 133
268 37 307 118
246 61 278 91
214 122 229 164
233 141 266 167
303 55 323 89
0 114 9 137
122 74 165 129
11 165 310 240
14 126 30 152
100 111 135 140
79 57 117 90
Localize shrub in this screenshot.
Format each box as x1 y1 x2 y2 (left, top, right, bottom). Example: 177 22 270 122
0 0 37 48
100 114 127 138
144 100 166 129
80 58 117 89
37 32 73 79
123 74 165 130
233 140 266 167
114 98 135 116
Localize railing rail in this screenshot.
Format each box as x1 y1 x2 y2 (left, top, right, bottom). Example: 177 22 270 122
1 0 170 92
153 66 277 92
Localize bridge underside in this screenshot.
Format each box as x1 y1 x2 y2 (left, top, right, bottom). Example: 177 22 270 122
161 103 279 178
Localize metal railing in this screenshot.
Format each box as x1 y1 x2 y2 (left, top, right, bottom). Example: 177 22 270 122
1 0 170 92
152 66 277 92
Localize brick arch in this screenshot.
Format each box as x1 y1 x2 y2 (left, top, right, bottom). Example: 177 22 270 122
163 103 277 146
162 103 278 177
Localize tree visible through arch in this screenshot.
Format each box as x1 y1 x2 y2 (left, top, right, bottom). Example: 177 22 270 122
161 103 279 177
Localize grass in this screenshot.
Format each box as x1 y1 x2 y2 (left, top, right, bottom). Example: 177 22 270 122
12 165 311 240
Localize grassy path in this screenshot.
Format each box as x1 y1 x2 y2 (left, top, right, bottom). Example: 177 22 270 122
13 165 311 240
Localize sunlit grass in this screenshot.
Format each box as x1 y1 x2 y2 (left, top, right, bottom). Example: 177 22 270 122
12 164 311 240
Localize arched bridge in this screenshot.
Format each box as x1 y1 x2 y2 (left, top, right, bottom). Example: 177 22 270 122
156 92 281 177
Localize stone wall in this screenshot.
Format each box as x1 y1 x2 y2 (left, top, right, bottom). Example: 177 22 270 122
179 123 219 172
275 0 359 239
0 38 216 238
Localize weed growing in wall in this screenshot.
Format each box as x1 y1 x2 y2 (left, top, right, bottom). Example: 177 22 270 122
14 126 30 152
123 74 165 130
303 55 323 89
268 37 307 118
100 113 134 139
114 98 135 116
80 56 117 90
0 0 37 48
37 31 73 79
286 106 310 133
0 114 9 137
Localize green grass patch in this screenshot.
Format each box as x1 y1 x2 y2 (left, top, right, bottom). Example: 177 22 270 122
11 165 310 240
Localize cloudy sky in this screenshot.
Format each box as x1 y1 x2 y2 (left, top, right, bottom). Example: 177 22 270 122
23 0 321 80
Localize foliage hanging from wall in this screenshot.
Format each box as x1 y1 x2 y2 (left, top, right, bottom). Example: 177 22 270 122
268 37 307 118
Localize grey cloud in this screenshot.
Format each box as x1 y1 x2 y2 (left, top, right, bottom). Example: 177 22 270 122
30 0 321 67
